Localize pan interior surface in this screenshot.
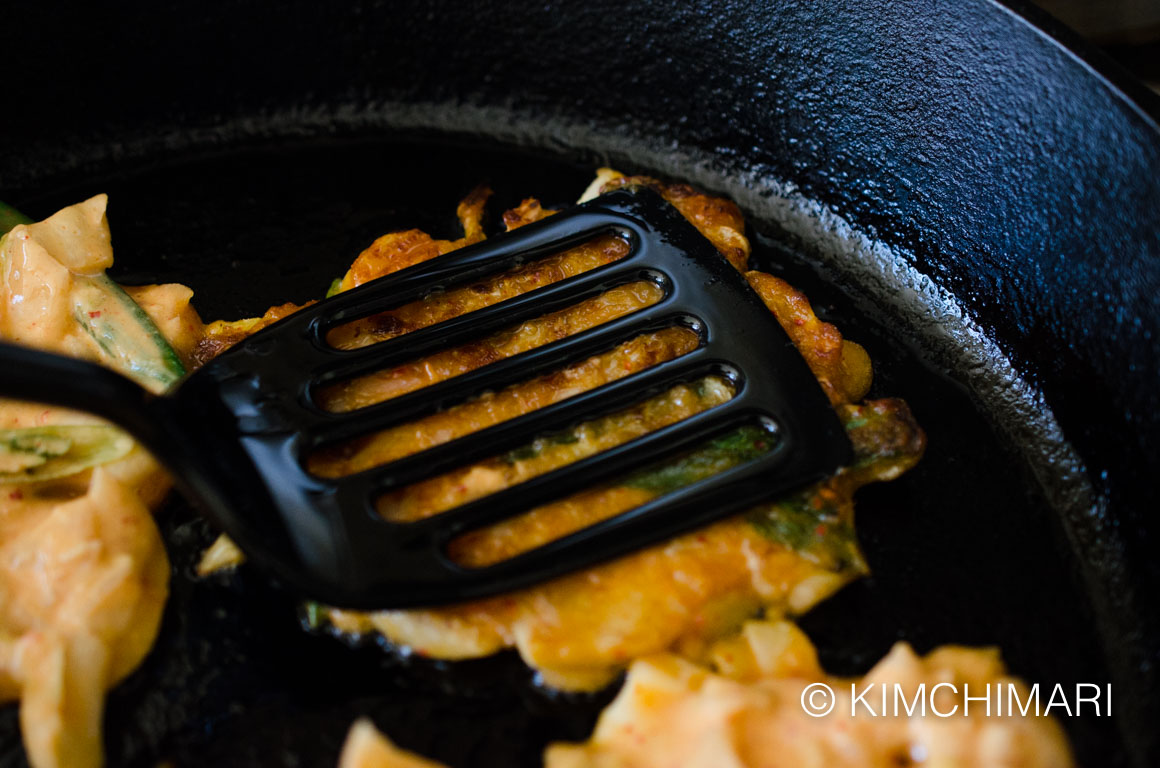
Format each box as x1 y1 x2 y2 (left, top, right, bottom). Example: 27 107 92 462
0 138 1130 767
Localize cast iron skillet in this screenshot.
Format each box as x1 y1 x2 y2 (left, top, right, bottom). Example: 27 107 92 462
1 1 1157 766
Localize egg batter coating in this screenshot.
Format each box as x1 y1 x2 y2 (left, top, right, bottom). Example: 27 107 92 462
546 622 1075 768
1 197 203 768
337 619 1074 768
0 469 168 768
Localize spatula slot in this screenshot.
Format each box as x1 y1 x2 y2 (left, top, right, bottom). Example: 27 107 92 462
320 224 638 349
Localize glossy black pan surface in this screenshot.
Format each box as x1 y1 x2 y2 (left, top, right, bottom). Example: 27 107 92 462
1 1 1157 766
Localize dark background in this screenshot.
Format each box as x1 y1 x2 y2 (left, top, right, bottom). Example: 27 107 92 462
1032 0 1160 91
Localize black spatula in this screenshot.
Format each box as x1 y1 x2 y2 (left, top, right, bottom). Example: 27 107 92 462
0 188 850 608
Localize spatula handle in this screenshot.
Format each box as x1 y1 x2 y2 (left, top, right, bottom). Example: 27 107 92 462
0 341 163 446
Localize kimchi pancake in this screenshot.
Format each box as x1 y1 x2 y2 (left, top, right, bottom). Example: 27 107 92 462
197 172 924 691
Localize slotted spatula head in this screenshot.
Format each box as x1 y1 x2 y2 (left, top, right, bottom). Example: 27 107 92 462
0 187 850 608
